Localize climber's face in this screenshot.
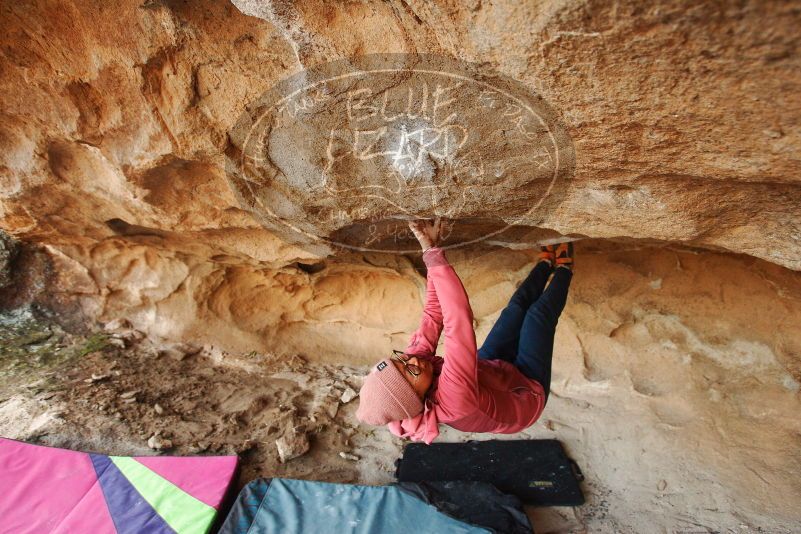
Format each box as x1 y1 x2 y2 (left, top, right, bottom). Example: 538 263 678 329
391 355 434 400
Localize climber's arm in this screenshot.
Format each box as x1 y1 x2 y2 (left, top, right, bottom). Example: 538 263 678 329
424 248 479 409
403 271 444 357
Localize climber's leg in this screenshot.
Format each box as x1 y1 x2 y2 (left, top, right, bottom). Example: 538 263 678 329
513 266 573 400
478 260 553 362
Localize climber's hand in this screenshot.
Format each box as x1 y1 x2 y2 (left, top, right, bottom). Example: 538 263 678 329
408 218 442 251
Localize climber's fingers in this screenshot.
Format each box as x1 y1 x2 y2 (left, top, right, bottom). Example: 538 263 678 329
408 218 447 250
432 217 442 239
408 220 431 249
408 220 426 238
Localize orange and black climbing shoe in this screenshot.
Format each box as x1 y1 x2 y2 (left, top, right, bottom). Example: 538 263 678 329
555 241 574 269
538 244 557 266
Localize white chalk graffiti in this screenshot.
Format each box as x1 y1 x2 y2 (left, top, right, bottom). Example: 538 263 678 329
227 54 572 253
346 82 462 127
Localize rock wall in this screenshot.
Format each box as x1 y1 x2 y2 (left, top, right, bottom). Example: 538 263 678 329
2 0 800 274
0 0 799 355
0 0 799 343
0 1 801 349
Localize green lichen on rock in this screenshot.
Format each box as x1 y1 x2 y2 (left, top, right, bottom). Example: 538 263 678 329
0 308 83 379
76 331 113 357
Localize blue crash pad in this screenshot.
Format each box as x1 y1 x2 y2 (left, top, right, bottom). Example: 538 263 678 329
219 478 490 533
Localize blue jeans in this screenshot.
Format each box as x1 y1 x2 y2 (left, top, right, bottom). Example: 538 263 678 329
478 261 573 401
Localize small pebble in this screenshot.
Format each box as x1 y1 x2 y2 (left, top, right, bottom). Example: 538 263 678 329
339 451 360 461
147 433 173 451
275 428 310 462
103 318 132 331
340 387 358 404
153 403 164 415
84 373 110 384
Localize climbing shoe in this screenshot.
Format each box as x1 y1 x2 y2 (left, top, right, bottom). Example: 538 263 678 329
538 244 556 266
555 241 574 269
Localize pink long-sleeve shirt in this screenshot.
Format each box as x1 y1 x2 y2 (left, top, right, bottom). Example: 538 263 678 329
387 247 546 444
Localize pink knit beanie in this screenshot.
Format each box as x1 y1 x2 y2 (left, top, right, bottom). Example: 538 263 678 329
356 358 423 425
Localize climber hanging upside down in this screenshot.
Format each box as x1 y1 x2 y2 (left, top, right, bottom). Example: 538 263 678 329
356 219 574 444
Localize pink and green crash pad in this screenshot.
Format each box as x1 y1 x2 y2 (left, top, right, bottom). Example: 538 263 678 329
0 437 239 534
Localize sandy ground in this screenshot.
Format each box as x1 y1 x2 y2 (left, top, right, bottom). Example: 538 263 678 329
0 315 589 533
2 244 801 533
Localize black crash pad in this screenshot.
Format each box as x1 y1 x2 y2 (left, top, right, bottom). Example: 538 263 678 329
395 439 585 506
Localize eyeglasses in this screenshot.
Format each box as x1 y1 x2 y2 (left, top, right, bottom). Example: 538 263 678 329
391 350 421 377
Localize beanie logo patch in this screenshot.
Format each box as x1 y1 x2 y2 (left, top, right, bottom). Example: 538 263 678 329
376 361 388 371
